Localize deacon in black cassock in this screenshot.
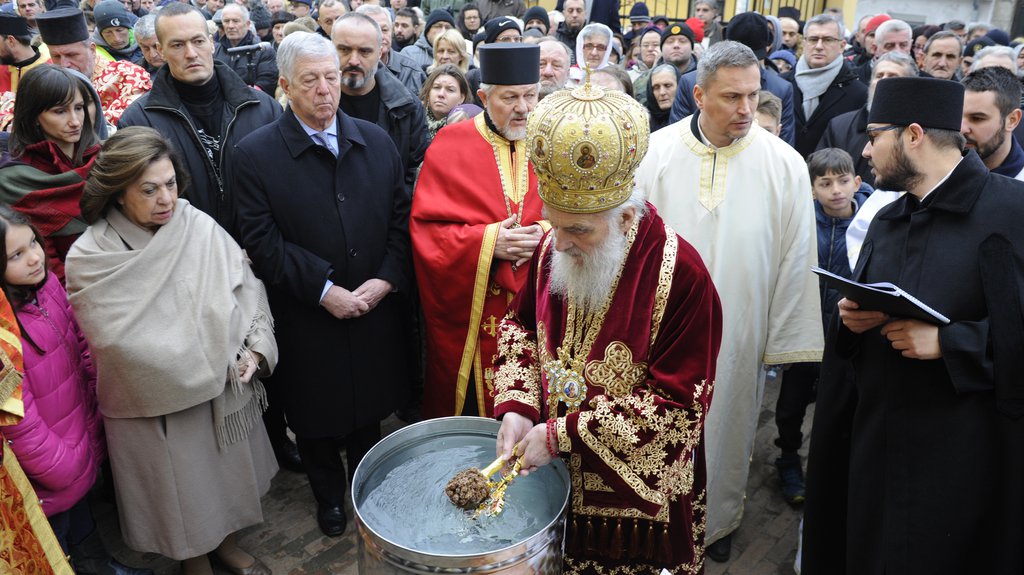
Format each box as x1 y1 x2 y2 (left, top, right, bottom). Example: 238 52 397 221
802 77 1024 575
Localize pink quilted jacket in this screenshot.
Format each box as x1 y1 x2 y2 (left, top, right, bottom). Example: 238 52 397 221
0 273 103 516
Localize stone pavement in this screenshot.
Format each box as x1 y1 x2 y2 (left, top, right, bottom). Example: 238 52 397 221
94 372 813 575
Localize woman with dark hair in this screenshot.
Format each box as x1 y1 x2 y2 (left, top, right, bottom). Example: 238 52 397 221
419 64 472 141
0 64 104 283
66 126 278 575
457 2 482 40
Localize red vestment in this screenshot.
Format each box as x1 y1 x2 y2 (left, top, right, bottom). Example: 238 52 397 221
494 205 723 574
411 115 547 418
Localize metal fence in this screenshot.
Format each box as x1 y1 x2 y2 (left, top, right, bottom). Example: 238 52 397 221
612 0 825 27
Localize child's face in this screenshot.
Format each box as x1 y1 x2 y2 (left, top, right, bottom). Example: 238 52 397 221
813 170 861 217
755 111 780 136
4 224 46 287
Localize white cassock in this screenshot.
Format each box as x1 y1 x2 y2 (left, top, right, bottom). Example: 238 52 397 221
636 116 824 544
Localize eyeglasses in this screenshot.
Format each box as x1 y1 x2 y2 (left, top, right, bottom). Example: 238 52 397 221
865 125 903 144
583 43 608 52
805 36 842 46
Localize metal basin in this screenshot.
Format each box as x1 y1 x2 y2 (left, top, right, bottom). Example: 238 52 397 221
352 416 570 574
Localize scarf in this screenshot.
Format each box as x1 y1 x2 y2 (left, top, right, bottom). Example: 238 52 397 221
795 53 844 120
66 200 274 448
993 134 1024 179
425 107 447 141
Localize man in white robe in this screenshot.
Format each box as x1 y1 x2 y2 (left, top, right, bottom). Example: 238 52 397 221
635 40 823 563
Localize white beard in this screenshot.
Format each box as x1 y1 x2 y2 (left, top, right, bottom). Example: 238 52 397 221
501 125 528 141
548 227 629 313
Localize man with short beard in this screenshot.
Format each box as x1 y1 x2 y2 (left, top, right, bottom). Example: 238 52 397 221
392 8 418 51
0 14 47 93
538 39 569 100
637 40 822 563
817 51 919 186
493 80 722 575
333 12 425 196
804 74 1024 575
411 44 547 419
357 4 426 99
961 66 1024 179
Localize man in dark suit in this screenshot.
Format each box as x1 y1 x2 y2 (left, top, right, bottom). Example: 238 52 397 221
231 30 412 538
784 13 867 157
555 0 620 34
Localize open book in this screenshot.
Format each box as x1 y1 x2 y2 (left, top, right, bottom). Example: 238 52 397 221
812 266 951 325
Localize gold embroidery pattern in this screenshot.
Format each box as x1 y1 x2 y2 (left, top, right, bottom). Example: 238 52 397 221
648 224 677 349
584 341 647 398
679 121 755 212
583 472 614 492
492 312 541 410
564 557 702 575
567 377 708 520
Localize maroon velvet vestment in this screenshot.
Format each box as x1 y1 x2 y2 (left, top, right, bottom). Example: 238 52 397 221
494 205 723 574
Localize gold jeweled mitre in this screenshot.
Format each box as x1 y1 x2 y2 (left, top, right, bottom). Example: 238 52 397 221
526 81 650 214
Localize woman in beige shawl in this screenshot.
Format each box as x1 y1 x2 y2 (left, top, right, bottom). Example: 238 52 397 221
65 127 278 575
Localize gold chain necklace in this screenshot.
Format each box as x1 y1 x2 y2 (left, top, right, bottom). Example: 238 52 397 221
485 127 529 227
544 218 639 413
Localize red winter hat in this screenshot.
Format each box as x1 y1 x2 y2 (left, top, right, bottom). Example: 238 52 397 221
865 14 891 36
685 17 705 43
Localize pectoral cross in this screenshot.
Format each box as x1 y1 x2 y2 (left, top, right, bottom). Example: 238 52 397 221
481 315 500 337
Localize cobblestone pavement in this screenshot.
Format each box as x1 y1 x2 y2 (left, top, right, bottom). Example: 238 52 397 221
95 373 812 575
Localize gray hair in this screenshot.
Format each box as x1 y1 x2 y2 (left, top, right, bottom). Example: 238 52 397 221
356 4 391 25
966 22 990 38
803 13 842 37
334 12 382 47
539 38 572 61
650 63 677 77
223 2 250 21
277 31 338 82
580 22 611 43
479 82 541 97
923 30 963 55
971 45 1018 73
607 187 649 225
694 0 717 11
874 19 911 40
133 13 157 40
873 50 919 76
696 40 758 88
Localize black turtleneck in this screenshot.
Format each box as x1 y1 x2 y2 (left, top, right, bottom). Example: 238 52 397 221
172 72 226 170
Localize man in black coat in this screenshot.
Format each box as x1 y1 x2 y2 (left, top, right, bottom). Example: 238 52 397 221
803 76 1024 575
785 14 867 157
555 0 620 34
212 2 279 93
333 12 427 197
231 31 412 539
119 2 280 234
816 51 919 186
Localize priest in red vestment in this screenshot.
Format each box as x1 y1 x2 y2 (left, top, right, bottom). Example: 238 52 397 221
412 43 549 419
493 81 723 575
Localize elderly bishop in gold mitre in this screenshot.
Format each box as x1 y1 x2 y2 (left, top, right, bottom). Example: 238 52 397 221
492 79 724 574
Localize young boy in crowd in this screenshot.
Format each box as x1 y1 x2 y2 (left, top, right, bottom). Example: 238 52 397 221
773 147 873 505
756 90 783 136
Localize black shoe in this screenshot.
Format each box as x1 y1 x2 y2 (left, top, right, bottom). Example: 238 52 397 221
775 454 806 506
394 406 421 424
316 504 347 537
272 436 303 473
107 559 154 575
706 534 732 563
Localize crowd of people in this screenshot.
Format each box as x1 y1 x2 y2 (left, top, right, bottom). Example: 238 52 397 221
0 0 1022 574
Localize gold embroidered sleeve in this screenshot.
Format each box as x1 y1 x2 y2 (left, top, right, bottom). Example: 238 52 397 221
492 311 542 420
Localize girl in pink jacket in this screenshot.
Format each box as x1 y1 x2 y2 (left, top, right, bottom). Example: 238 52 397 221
0 207 147 574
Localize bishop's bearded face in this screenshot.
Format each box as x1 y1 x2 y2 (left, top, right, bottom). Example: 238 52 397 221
547 207 631 313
